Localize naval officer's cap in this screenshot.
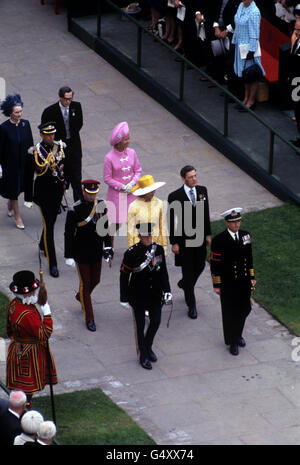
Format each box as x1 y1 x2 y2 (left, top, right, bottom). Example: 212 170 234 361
38 122 57 134
221 207 243 222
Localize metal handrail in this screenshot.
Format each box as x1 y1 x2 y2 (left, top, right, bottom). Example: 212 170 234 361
98 0 300 172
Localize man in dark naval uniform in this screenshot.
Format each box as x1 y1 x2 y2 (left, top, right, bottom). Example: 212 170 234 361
64 179 113 332
26 122 66 278
210 208 256 356
167 165 211 320
41 86 83 201
120 222 172 370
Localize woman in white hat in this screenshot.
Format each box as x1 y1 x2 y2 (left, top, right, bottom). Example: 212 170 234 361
13 410 44 445
127 175 168 254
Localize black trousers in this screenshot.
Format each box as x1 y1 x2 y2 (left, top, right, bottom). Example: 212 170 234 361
39 196 63 270
132 299 162 362
220 281 252 345
64 140 82 202
180 245 206 309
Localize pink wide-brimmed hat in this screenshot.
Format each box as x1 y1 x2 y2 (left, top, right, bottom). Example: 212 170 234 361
110 121 129 146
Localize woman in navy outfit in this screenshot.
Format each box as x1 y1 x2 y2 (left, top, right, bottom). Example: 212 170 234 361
0 94 33 229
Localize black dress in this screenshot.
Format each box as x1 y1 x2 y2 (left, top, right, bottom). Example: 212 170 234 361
0 119 33 200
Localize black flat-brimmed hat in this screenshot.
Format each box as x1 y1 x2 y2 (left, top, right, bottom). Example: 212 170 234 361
38 122 56 134
9 270 40 295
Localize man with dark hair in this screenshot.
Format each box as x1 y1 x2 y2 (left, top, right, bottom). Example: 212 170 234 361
167 166 211 319
289 19 300 149
41 86 83 201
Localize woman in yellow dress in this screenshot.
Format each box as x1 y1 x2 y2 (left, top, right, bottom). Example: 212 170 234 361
127 175 168 254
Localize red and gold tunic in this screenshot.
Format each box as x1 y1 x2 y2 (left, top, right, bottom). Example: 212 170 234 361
6 298 57 394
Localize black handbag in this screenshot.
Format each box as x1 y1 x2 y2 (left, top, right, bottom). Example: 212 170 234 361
211 39 227 57
242 58 263 84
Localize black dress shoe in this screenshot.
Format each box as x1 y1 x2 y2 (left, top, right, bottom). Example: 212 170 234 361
148 349 157 362
238 337 246 347
86 320 96 332
290 138 300 148
177 279 184 289
229 344 239 356
238 103 256 112
50 266 59 278
140 358 152 370
188 307 198 319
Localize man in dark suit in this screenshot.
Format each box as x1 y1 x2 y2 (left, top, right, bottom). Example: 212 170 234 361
289 20 300 148
210 208 256 355
41 86 83 201
167 165 211 319
0 390 27 445
211 0 242 94
120 223 172 370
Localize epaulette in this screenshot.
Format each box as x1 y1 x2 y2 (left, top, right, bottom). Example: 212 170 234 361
128 243 139 251
28 146 36 155
54 140 66 148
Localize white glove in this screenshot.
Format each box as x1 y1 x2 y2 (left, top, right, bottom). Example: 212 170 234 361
164 292 173 304
123 180 136 194
40 302 51 316
24 201 33 208
120 302 131 310
65 258 76 267
0 165 2 179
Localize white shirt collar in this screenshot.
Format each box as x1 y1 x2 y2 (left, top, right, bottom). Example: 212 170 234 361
59 101 69 113
227 228 239 241
8 408 20 419
184 184 196 200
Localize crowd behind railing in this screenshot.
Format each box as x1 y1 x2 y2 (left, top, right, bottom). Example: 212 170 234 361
115 0 300 148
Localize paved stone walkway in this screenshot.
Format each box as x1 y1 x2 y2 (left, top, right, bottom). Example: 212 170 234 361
1 0 300 446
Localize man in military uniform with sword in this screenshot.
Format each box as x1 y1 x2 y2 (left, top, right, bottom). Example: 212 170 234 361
64 179 114 332
120 222 172 370
25 122 67 278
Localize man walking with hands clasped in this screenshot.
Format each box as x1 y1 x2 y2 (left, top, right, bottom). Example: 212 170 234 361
167 165 211 319
210 208 256 355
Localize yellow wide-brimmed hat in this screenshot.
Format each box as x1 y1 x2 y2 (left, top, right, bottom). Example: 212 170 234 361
131 175 165 196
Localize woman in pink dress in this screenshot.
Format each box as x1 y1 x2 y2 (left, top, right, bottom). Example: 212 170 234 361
103 122 142 242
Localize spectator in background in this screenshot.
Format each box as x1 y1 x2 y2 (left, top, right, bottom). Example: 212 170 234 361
182 1 211 69
36 421 57 445
211 0 241 94
0 94 34 229
0 390 27 445
14 410 44 445
289 19 300 148
232 0 265 111
41 86 83 202
162 0 183 51
147 0 167 33
275 0 296 24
